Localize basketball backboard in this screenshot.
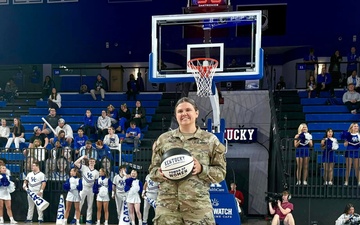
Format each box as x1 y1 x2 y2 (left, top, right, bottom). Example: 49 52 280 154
149 10 264 83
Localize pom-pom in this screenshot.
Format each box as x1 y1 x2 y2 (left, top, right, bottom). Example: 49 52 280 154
77 179 83 191
341 131 352 141
63 181 70 191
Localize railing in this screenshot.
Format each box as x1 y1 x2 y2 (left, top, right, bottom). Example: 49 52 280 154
3 144 153 192
281 138 360 198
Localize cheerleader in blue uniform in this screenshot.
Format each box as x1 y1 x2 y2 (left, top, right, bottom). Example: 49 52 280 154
93 168 112 225
0 165 16 224
63 167 82 225
320 128 339 185
294 123 313 185
342 123 360 186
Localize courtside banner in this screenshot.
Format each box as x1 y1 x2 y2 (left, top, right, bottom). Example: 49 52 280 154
225 128 257 143
211 193 241 225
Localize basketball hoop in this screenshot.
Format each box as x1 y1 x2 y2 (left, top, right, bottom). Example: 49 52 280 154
188 58 218 97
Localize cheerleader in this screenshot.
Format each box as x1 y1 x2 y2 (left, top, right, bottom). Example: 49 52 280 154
342 123 360 186
63 167 82 225
125 169 143 225
0 165 16 224
112 165 128 221
93 168 112 225
294 123 313 185
320 128 339 185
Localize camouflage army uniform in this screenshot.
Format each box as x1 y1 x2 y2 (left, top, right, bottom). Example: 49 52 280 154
149 127 226 225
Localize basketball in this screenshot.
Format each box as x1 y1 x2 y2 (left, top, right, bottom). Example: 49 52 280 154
160 148 194 181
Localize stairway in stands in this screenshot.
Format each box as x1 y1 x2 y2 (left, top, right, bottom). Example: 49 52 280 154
0 92 40 128
274 90 305 140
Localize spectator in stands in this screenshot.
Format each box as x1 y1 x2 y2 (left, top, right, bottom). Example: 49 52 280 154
29 126 49 149
79 140 97 160
48 87 61 109
229 182 245 221
347 70 360 93
62 146 74 167
321 128 339 185
3 79 18 103
97 110 111 140
4 117 25 151
347 47 358 77
342 83 360 114
52 156 70 181
315 66 335 98
41 75 55 101
137 72 145 92
52 130 69 147
100 156 115 179
23 139 46 162
228 58 239 67
117 103 131 134
45 157 56 180
53 118 73 146
126 74 139 100
0 119 10 148
21 156 37 179
330 50 343 88
131 100 147 129
335 203 360 225
124 121 141 152
306 75 316 98
50 140 63 160
107 104 119 128
276 76 286 91
342 123 360 186
73 127 88 157
103 127 119 150
90 74 108 101
303 48 318 85
268 190 295 225
94 140 112 162
81 109 96 140
294 123 313 185
42 108 61 136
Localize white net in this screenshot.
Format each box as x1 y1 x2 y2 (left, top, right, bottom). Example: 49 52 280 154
188 58 218 97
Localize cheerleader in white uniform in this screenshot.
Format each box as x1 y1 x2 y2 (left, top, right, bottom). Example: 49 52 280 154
0 166 17 224
63 167 83 225
125 169 143 225
93 168 112 225
112 165 128 221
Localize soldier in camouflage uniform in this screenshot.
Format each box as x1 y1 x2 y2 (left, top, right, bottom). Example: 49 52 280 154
149 97 227 225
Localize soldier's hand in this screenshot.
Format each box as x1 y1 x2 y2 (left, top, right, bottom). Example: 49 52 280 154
192 157 202 175
158 168 167 180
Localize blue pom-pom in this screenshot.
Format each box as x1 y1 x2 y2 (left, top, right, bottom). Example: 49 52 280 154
298 133 306 142
63 181 70 191
325 138 333 150
341 131 352 141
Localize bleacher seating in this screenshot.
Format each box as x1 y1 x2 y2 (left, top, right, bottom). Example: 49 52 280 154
20 92 163 144
0 101 6 107
298 89 357 180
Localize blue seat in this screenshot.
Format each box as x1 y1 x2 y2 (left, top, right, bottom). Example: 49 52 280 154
0 101 6 107
6 164 21 173
301 98 343 105
36 100 160 108
0 152 25 161
311 132 343 140
308 122 350 131
59 93 162 101
298 90 345 98
303 105 349 113
306 114 359 122
29 107 156 115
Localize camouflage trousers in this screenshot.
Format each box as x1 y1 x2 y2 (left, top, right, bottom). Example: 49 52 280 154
153 196 215 225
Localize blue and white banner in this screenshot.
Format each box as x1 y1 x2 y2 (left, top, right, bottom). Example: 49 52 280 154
209 181 241 225
225 128 257 143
